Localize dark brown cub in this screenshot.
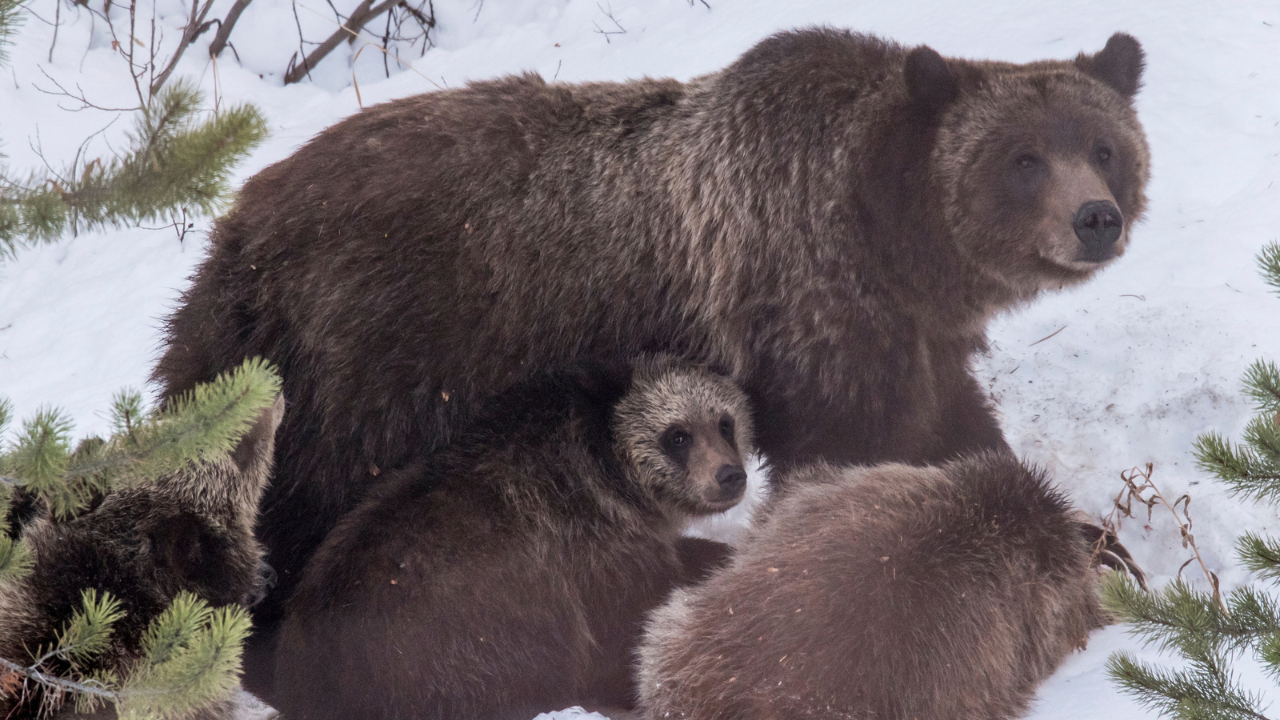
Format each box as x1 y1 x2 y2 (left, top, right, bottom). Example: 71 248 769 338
272 359 753 720
0 396 285 719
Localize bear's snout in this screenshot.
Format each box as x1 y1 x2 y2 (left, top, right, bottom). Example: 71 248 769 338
1072 200 1124 261
715 464 748 498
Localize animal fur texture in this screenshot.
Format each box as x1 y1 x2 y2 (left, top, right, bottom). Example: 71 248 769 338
636 452 1111 720
0 396 284 719
153 28 1150 634
271 359 752 720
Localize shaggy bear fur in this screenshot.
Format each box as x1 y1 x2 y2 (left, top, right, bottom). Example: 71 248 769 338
637 452 1111 720
270 360 752 720
153 29 1150 631
0 396 284 719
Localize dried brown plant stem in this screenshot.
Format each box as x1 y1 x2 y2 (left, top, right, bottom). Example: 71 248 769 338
1105 463 1225 611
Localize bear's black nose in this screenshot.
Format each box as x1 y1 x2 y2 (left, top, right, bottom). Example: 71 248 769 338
715 464 747 496
1073 200 1124 261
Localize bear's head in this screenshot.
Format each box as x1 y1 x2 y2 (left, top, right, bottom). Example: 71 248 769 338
611 359 754 518
913 33 1150 299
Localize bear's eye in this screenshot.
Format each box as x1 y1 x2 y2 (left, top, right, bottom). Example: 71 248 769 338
660 426 693 466
719 415 735 442
661 426 693 453
1096 146 1112 163
1015 154 1039 170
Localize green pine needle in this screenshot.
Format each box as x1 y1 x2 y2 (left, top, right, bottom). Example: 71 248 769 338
56 357 280 495
0 0 20 67
120 602 252 719
140 592 214 667
1194 431 1280 502
1244 360 1280 416
1238 533 1280 582
0 394 12 436
0 82 268 256
0 531 33 583
1107 652 1269 720
55 589 126 670
110 389 146 440
1258 243 1280 298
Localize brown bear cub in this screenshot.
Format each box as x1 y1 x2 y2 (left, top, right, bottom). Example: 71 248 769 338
638 452 1113 720
271 359 753 720
0 396 284 719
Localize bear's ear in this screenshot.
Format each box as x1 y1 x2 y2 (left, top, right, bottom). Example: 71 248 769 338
904 46 959 116
1075 33 1144 100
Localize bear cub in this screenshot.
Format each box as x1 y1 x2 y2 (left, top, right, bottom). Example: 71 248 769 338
272 358 754 720
0 395 285 719
638 452 1116 720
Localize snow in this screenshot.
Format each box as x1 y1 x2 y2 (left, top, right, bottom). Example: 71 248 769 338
4 0 1280 717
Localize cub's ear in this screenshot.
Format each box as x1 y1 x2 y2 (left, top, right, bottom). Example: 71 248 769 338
904 45 959 116
1075 33 1144 100
231 393 286 473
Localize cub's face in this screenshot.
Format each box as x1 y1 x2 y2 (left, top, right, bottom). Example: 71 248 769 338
929 34 1150 297
612 365 755 517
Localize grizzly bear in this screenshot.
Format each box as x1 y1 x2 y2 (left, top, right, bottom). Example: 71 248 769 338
0 395 284 719
153 28 1149 637
637 452 1114 720
270 359 753 720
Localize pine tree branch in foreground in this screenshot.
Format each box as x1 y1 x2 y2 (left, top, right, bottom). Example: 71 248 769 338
1 360 278 717
1106 242 1280 720
1 590 252 719
0 0 18 67
0 81 267 258
0 358 280 574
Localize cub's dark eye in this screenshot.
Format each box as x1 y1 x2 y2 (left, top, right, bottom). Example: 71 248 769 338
718 415 735 442
660 426 693 459
1096 146 1112 163
1015 154 1039 170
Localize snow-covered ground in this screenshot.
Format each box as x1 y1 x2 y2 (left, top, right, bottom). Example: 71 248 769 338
4 0 1280 717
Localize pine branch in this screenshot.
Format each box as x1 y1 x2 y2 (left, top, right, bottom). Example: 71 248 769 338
52 589 126 671
0 358 281 521
1107 652 1271 720
1194 432 1280 502
0 526 32 582
1244 360 1280 416
1238 533 1280 581
117 597 251 719
0 82 267 258
1102 575 1263 657
1 592 251 718
0 0 19 67
1258 242 1280 297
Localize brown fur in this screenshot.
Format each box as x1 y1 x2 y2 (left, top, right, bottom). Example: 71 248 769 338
271 360 752 720
0 396 285 719
152 29 1149 636
636 452 1109 720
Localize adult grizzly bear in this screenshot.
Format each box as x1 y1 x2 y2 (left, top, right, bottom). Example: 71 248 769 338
272 359 753 720
154 29 1149 632
637 453 1112 720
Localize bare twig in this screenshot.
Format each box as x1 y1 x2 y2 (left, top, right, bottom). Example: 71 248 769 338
1029 324 1067 346
291 0 442 89
33 67 137 112
149 0 217 95
207 0 253 58
138 206 194 244
592 3 625 43
284 0 400 84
